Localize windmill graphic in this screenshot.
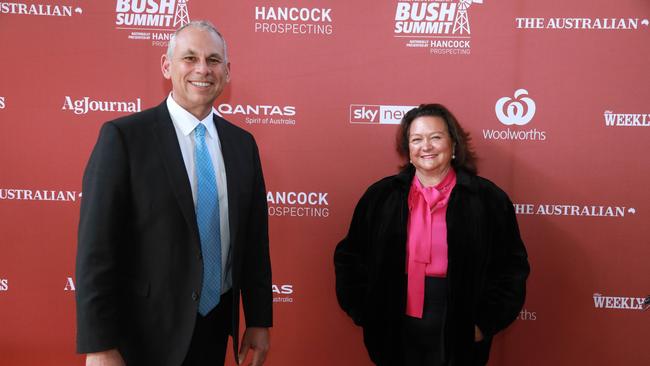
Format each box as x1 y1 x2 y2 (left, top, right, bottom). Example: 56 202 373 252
174 0 190 28
452 0 483 35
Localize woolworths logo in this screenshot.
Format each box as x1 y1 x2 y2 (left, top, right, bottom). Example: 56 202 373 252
483 89 547 141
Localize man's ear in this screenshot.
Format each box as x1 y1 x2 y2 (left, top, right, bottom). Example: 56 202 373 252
161 54 171 79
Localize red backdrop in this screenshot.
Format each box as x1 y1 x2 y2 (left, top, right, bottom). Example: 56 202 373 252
1 1 649 365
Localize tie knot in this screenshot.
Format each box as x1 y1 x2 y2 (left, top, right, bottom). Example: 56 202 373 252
195 123 207 139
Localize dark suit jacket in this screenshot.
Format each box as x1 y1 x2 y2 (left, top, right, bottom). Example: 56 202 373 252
76 101 272 366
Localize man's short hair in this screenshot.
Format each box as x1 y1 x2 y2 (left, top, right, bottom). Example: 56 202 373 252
166 20 228 61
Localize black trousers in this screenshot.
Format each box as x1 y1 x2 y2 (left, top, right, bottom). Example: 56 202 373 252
182 291 233 366
401 277 448 366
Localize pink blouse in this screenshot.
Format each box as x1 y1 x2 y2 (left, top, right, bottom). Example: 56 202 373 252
406 169 457 318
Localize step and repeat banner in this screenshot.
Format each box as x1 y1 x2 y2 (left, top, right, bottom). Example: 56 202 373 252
1 1 649 365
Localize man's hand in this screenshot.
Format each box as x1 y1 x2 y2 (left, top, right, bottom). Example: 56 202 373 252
238 327 270 366
86 349 125 366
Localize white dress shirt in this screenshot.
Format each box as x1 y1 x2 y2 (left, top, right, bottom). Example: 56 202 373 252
166 94 231 293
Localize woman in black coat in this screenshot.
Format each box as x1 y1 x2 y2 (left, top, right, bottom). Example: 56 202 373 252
334 104 530 365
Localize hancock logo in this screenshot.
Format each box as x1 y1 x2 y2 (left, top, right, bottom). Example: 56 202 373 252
483 89 546 141
350 104 415 125
0 2 83 17
115 0 190 47
593 293 649 311
0 188 81 202
272 284 294 303
513 203 635 218
516 17 649 31
218 104 297 126
0 279 8 291
0 96 5 109
394 0 484 55
254 6 333 36
603 111 650 127
62 96 142 115
267 191 330 218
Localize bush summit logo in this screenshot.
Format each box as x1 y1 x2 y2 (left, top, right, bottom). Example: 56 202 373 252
394 0 484 55
115 0 190 47
483 89 547 141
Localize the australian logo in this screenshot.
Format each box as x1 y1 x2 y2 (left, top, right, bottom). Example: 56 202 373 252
394 0 484 55
115 0 190 47
0 2 83 17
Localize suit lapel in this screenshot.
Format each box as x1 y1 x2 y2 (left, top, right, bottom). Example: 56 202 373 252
213 115 240 250
151 101 200 246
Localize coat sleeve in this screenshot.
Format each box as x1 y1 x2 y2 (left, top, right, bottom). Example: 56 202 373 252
334 190 372 326
75 122 130 353
475 188 530 337
240 136 273 328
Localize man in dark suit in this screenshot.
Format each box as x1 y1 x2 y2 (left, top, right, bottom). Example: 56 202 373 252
75 20 272 366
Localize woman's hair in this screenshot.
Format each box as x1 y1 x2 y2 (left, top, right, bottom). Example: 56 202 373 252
396 103 477 174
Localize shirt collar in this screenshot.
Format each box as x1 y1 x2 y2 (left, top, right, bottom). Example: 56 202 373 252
412 168 456 192
396 164 477 193
166 93 219 139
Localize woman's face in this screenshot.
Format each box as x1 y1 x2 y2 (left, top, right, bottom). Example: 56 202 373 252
408 116 454 177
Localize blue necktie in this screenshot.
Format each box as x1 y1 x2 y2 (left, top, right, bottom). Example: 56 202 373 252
194 123 221 316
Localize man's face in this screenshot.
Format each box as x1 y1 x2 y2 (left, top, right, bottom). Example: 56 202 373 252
161 26 230 119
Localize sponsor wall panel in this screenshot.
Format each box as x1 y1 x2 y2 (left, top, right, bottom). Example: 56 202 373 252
1 0 649 365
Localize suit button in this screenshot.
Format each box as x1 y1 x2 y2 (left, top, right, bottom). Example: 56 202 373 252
192 292 198 301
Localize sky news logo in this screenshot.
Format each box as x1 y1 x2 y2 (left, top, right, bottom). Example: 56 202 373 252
349 104 415 124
